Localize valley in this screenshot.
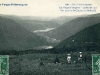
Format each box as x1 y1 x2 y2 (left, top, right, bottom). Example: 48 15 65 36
33 28 60 43
0 13 100 75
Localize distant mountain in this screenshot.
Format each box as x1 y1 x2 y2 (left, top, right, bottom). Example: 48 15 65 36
0 15 53 21
1 15 61 31
51 16 78 25
55 23 100 52
20 20 61 31
46 13 100 41
0 16 47 51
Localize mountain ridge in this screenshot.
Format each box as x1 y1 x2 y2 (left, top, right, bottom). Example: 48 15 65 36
55 23 100 52
46 13 100 41
0 16 47 51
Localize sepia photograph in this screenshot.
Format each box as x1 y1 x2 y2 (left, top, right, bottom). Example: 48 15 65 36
0 0 100 75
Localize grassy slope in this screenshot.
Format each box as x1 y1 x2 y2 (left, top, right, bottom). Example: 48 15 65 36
56 23 100 52
9 52 92 75
0 16 47 51
47 14 100 41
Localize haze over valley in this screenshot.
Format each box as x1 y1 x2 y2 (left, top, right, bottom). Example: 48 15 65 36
0 13 100 51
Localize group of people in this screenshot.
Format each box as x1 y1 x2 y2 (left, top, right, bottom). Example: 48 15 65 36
67 52 83 64
39 52 83 66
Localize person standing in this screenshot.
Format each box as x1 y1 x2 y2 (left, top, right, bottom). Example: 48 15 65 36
67 54 71 64
78 52 82 62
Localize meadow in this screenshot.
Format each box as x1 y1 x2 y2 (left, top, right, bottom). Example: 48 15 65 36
9 51 95 75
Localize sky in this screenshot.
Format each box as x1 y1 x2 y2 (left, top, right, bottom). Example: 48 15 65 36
0 0 100 17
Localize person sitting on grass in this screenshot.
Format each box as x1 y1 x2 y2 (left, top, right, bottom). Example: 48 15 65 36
54 57 60 64
39 58 44 66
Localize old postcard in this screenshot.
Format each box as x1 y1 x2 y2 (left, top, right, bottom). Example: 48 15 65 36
0 0 100 75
